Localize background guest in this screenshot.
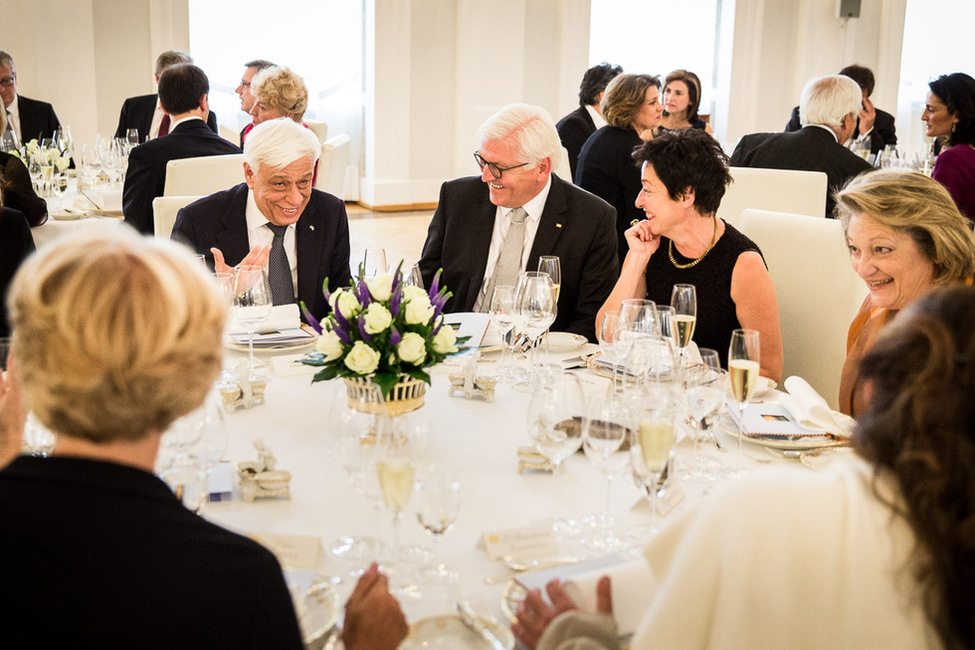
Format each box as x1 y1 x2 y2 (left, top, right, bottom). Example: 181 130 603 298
658 69 712 134
248 66 309 130
236 58 275 145
114 50 220 142
0 206 34 338
0 108 47 226
556 62 623 180
924 72 975 222
516 285 975 650
835 169 975 416
0 51 61 146
597 129 783 379
575 73 662 267
786 64 897 156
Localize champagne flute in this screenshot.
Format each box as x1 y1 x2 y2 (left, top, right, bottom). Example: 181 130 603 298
728 329 760 477
670 284 697 367
537 256 561 353
374 409 417 591
514 272 556 392
362 247 387 278
414 466 461 583
581 388 629 551
233 265 272 377
527 372 585 537
630 388 676 535
489 285 518 383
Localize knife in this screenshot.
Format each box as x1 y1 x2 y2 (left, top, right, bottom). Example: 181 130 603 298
455 601 506 650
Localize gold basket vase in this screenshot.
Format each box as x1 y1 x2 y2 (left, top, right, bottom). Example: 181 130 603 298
343 375 426 417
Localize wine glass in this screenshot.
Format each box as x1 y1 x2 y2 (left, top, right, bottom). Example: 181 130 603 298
597 311 631 390
374 409 417 590
514 272 556 392
728 329 760 477
489 285 518 383
408 263 424 289
680 349 725 483
233 265 272 377
630 385 677 535
81 142 102 187
619 299 657 385
670 284 697 368
527 372 585 537
537 256 561 352
362 247 387 278
125 128 140 147
414 466 461 583
580 387 629 551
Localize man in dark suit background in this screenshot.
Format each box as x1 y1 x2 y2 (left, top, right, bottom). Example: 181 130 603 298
785 64 896 156
122 63 240 234
172 118 351 321
418 103 618 342
731 74 873 218
556 62 623 180
235 59 275 146
114 50 219 141
0 51 61 146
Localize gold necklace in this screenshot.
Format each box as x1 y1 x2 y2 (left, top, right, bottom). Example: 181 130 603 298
669 216 718 269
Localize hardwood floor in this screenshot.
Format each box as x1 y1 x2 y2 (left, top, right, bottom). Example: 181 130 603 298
346 204 434 274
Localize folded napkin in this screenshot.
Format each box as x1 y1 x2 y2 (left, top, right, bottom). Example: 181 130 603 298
442 312 492 348
97 189 123 211
228 303 301 335
779 376 855 438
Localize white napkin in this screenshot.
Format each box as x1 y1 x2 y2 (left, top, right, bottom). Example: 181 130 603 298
228 303 301 335
779 376 854 438
561 560 655 637
97 189 123 211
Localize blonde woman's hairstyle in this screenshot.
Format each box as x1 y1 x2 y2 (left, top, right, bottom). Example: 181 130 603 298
244 117 321 174
8 224 228 443
250 66 309 122
600 74 660 130
476 103 562 169
837 169 975 284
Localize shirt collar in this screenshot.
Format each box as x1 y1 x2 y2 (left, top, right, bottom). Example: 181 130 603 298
805 123 839 142
170 115 204 130
245 188 295 232
585 104 607 129
6 95 19 119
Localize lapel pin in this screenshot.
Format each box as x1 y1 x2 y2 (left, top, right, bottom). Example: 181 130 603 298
555 223 563 229
309 225 315 231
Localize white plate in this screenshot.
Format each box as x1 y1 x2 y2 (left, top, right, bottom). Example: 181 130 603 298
90 209 124 218
49 209 87 221
719 415 851 452
291 577 341 645
751 376 777 398
226 337 316 352
401 614 514 649
542 331 587 352
800 445 858 470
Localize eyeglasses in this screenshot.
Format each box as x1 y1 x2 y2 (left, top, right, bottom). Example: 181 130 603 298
473 151 528 179
0 75 15 88
238 80 251 88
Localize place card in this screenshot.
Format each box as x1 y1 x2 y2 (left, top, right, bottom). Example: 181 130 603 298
481 523 559 562
207 460 234 500
250 532 322 571
272 354 320 377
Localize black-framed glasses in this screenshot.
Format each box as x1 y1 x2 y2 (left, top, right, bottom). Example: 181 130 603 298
473 151 528 179
0 75 15 88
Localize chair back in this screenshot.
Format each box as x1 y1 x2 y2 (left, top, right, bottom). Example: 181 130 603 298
553 146 571 182
316 134 351 198
218 124 241 146
738 208 867 409
152 195 203 238
163 154 246 197
305 120 329 143
719 167 828 228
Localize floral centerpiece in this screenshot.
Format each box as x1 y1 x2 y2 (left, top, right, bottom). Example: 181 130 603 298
301 264 466 401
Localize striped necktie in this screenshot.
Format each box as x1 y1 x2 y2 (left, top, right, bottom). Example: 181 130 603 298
477 207 527 312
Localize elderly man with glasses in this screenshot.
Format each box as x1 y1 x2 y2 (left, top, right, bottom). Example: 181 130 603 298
0 51 61 146
418 103 618 342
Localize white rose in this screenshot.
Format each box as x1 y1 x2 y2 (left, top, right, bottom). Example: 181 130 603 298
402 285 427 302
362 302 392 334
315 330 344 361
397 332 427 365
432 324 458 354
329 289 360 319
404 293 434 325
365 273 393 302
344 341 380 375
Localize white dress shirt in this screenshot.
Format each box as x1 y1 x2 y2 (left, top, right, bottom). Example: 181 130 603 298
585 104 607 130
473 175 553 310
245 190 298 291
149 98 166 139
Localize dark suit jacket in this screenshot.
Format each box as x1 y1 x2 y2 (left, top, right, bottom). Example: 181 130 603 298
556 105 597 181
122 119 241 234
785 105 896 155
0 456 303 648
114 94 220 141
14 95 61 143
171 183 352 320
417 174 619 342
1 150 47 226
0 207 35 337
730 126 873 217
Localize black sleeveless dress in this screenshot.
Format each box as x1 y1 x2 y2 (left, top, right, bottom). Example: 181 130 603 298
643 221 763 367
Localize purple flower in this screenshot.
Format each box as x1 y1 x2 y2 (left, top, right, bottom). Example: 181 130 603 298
333 321 350 344
390 285 403 316
390 326 402 346
357 318 373 342
428 268 442 301
356 279 372 307
320 277 332 304
300 301 323 334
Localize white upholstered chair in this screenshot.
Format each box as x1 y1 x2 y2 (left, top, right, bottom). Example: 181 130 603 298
163 154 246 197
553 146 572 182
218 124 240 146
304 120 328 144
315 134 351 198
719 167 828 229
738 208 867 409
152 195 203 238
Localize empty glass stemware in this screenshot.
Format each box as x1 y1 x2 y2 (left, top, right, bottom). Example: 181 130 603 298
514 272 556 391
581 388 630 551
232 265 272 377
489 285 518 383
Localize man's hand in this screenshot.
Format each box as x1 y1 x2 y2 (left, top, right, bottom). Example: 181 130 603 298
211 244 270 275
0 354 27 469
858 96 876 136
512 576 613 649
342 563 408 650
